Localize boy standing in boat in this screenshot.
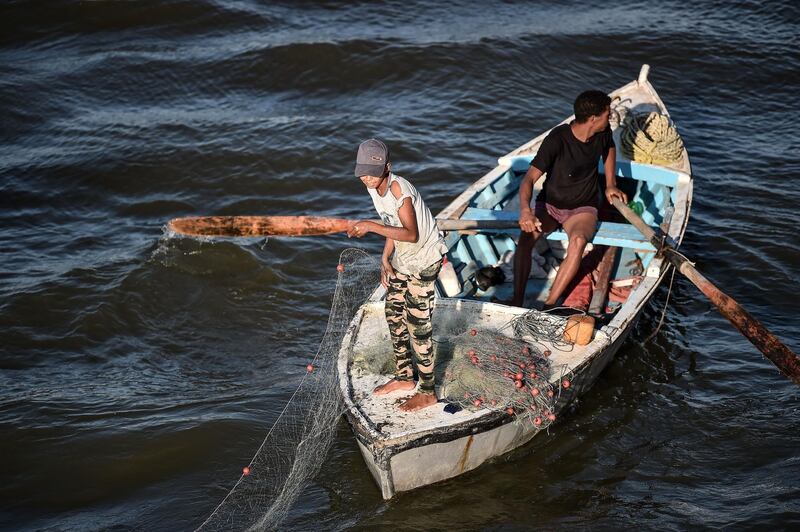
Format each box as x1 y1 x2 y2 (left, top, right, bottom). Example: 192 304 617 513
347 139 448 411
511 90 627 308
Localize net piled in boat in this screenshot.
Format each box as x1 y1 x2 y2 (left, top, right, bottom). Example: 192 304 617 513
197 248 379 531
440 328 562 428
509 309 579 351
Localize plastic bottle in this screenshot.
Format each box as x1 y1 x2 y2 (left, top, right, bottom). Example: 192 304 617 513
628 200 644 216
438 256 461 297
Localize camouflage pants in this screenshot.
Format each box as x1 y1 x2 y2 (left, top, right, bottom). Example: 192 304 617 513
385 259 442 393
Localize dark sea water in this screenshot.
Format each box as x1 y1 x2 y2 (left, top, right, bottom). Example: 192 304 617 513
2 1 799 530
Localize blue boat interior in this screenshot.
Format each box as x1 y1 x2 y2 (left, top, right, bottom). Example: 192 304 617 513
440 159 679 308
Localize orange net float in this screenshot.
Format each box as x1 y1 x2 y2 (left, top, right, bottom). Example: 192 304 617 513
563 315 596 345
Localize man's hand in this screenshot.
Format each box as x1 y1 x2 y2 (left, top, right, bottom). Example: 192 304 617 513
347 221 372 238
380 259 394 288
519 209 542 233
605 186 628 205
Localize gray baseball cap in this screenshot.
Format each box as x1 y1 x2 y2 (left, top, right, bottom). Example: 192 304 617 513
354 138 389 177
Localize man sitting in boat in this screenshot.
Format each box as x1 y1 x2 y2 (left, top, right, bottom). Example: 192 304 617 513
511 90 627 308
347 139 448 411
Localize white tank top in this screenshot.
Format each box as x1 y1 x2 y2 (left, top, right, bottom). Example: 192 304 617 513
367 173 447 275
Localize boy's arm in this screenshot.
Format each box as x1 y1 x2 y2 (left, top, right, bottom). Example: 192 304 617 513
347 196 419 243
382 238 395 261
380 238 395 287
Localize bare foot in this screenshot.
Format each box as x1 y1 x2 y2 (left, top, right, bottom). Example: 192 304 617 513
373 379 416 395
399 392 438 411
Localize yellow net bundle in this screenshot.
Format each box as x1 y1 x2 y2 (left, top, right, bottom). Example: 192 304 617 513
620 111 684 167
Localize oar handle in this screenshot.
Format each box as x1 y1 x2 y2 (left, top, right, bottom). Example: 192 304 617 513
611 197 659 243
611 197 800 386
436 218 520 231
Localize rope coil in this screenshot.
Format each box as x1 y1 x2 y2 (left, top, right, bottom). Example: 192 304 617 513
619 110 685 167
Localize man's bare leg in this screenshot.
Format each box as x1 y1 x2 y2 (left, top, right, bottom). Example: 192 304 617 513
373 379 416 395
399 391 437 411
511 214 557 306
544 212 597 306
511 231 536 306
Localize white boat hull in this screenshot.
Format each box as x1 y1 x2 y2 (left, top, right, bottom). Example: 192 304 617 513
340 290 648 499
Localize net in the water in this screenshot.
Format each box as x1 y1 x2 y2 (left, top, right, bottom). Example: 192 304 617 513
197 248 379 531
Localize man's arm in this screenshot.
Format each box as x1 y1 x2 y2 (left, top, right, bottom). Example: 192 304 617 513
519 165 545 233
603 147 627 204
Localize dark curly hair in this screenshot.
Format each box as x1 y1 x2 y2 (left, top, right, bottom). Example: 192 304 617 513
574 90 611 123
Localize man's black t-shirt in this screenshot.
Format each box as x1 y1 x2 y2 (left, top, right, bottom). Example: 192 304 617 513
530 123 615 209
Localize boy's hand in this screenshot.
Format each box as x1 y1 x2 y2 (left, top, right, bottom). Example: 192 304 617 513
347 221 371 238
380 259 394 287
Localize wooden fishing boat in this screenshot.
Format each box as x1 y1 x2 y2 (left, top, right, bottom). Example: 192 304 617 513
337 65 691 499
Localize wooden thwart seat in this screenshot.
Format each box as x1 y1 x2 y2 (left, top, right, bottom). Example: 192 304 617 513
459 207 655 251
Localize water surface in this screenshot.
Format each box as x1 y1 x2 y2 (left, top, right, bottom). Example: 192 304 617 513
1 1 799 529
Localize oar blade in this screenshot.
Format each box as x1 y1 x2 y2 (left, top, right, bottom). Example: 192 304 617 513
611 197 800 386
167 216 356 237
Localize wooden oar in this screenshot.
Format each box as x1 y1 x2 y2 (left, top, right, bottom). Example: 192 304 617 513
610 197 800 386
167 216 360 237
166 215 519 237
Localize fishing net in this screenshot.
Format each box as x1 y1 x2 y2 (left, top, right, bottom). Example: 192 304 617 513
437 310 576 428
439 330 558 426
197 248 379 531
350 307 576 430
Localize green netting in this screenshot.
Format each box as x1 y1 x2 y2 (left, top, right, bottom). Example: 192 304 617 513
439 328 560 427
